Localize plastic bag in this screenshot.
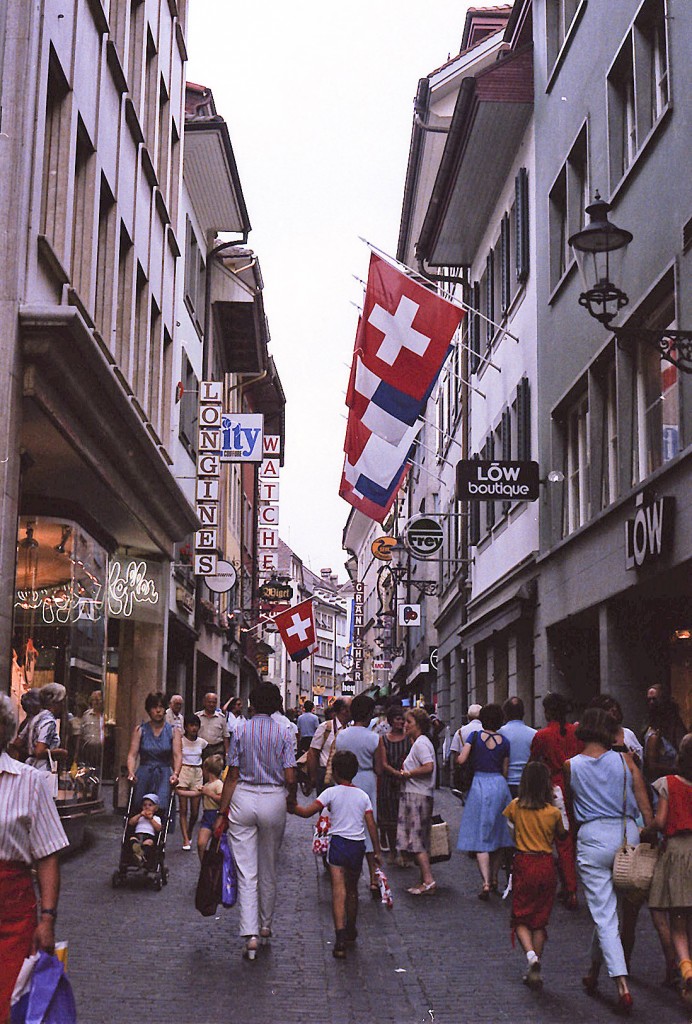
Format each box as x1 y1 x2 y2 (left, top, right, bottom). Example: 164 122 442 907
11 950 77 1024
220 834 237 908
311 812 331 856
195 838 223 917
375 867 393 908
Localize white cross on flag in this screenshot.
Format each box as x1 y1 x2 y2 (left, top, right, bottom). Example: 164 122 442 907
274 598 316 662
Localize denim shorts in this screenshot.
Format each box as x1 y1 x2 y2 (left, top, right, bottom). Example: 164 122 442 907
327 835 366 873
200 809 218 829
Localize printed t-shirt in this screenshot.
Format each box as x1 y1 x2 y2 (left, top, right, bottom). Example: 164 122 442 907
317 783 372 841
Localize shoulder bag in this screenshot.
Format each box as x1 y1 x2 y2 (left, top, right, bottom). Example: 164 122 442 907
612 754 659 894
323 720 343 787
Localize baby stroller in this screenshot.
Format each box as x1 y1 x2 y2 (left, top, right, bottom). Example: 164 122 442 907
111 784 174 892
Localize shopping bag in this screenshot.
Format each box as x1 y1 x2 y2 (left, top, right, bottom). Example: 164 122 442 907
311 812 331 856
429 815 452 864
195 837 223 916
220 834 237 908
374 867 393 908
10 951 77 1024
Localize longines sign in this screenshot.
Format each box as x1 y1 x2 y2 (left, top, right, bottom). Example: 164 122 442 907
456 460 540 501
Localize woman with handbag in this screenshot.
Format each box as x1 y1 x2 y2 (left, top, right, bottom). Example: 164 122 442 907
564 708 653 1014
396 707 437 896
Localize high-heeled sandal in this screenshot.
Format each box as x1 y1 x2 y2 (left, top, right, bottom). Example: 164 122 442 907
581 971 599 995
478 884 491 901
615 992 633 1015
259 928 272 947
242 936 259 961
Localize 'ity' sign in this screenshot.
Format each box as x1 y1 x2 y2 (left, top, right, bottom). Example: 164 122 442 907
456 460 540 501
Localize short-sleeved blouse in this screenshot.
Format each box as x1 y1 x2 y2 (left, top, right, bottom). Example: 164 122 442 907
470 730 510 773
336 726 380 772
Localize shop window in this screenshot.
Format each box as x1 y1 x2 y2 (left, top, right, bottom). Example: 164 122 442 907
631 311 680 484
178 352 198 458
40 48 71 255
546 0 581 70
563 391 590 535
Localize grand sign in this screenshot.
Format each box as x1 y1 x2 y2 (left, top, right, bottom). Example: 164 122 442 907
456 460 540 501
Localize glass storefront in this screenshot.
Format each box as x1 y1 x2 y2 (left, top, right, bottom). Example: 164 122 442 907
12 516 108 806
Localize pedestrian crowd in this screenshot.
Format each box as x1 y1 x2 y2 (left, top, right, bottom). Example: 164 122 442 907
1 679 691 1023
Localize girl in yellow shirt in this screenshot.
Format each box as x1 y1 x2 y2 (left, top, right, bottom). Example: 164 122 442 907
503 761 568 990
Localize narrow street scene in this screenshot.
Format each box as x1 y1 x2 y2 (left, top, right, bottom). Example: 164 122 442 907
1 0 691 1022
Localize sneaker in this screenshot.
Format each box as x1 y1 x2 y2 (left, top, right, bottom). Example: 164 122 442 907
182 843 191 851
523 960 542 990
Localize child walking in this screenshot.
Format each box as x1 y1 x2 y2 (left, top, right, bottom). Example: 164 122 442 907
503 761 567 989
177 714 208 850
291 750 382 959
645 733 692 1006
128 792 162 869
195 754 225 863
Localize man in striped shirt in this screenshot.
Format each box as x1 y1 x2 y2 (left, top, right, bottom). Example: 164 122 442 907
0 695 69 1020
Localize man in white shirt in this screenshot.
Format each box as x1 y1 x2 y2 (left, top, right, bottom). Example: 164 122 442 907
449 704 483 760
308 699 351 793
165 694 184 731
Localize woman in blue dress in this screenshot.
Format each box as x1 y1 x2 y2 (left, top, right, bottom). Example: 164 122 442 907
127 691 182 820
456 702 512 899
335 693 385 894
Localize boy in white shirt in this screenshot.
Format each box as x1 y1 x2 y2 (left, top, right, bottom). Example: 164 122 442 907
291 750 382 959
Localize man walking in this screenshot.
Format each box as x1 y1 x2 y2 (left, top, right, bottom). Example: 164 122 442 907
296 700 320 755
196 692 230 760
165 694 184 731
499 697 536 798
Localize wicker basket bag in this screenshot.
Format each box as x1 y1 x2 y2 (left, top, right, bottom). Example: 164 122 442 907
611 754 659 894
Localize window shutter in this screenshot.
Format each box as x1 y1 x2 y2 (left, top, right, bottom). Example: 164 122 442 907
470 281 481 373
469 454 480 545
515 167 530 283
485 251 495 347
501 214 511 312
516 376 531 461
502 408 512 515
485 436 495 529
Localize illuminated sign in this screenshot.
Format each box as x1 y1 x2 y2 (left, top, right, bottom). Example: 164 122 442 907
15 559 163 623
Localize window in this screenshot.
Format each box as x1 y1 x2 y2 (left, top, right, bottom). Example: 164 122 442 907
157 77 170 197
484 250 495 349
516 376 531 462
179 353 198 457
184 217 206 333
115 223 134 369
549 126 588 290
161 328 173 450
148 298 161 429
128 0 145 111
144 29 157 150
94 176 116 341
169 121 181 228
631 319 680 484
468 281 481 373
546 0 580 69
500 214 511 313
608 0 670 188
601 360 619 508
40 49 70 253
563 392 589 535
549 167 568 287
515 167 530 284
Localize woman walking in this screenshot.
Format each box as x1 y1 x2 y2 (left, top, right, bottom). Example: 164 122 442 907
127 691 182 819
564 707 653 1014
378 706 410 864
26 683 69 772
396 707 437 895
214 684 297 960
336 694 384 893
456 703 513 898
530 692 583 909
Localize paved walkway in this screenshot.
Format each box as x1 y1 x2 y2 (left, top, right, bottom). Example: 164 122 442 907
59 789 687 1023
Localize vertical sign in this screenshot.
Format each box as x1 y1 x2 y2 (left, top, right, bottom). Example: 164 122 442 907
344 581 364 697
195 382 222 575
257 435 280 575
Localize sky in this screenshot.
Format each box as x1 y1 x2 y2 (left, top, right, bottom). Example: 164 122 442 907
186 1 484 579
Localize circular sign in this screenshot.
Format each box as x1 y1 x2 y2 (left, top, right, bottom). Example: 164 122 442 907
341 653 353 669
429 647 439 672
404 516 444 559
205 560 237 594
371 536 397 561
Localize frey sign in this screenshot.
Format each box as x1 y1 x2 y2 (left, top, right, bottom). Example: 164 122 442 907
625 493 674 571
456 460 540 502
220 414 264 462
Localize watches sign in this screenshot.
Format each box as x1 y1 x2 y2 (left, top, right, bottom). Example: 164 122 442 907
456 460 540 501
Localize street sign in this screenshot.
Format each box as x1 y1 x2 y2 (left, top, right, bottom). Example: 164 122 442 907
371 536 397 561
456 460 540 501
398 603 421 626
403 515 444 558
205 560 237 594
258 581 293 602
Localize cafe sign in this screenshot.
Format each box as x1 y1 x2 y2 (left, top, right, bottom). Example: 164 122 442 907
456 460 540 501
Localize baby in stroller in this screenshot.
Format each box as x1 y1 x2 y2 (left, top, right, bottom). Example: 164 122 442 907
128 792 162 869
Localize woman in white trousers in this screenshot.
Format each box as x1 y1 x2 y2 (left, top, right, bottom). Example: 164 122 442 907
215 685 297 960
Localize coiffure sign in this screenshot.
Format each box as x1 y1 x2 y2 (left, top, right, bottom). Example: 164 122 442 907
625 493 674 571
15 559 163 624
456 460 540 501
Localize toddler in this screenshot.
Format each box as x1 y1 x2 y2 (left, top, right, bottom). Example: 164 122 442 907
128 793 162 869
196 754 225 863
291 750 382 959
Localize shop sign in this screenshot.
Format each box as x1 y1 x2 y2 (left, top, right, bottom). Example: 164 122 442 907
258 436 282 577
371 536 397 561
259 581 293 602
219 414 264 462
205 560 237 594
398 603 421 626
403 516 443 558
429 646 439 673
195 382 222 576
341 679 356 696
175 586 195 614
373 659 392 671
456 460 540 501
108 559 160 619
351 581 365 687
625 494 674 571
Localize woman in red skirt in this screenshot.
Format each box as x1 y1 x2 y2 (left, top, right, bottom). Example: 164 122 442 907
503 761 567 990
529 692 583 908
0 694 69 1023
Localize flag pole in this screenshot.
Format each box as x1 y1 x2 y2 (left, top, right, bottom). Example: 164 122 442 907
358 236 520 345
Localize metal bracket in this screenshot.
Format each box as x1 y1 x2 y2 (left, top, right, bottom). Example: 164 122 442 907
614 327 692 374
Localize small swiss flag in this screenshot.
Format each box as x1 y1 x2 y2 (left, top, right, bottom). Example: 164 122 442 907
274 599 316 662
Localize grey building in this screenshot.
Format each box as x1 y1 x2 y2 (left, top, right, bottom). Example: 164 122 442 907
530 0 692 729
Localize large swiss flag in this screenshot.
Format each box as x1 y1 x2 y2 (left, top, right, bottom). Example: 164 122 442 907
274 599 316 662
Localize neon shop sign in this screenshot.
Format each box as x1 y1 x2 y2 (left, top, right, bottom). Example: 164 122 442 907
15 560 161 623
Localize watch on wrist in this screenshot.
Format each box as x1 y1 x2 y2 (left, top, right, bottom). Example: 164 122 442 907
41 908 58 920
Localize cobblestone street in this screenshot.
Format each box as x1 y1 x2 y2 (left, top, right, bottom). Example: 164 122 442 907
57 789 689 1024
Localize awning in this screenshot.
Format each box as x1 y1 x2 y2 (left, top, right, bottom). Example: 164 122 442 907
460 578 537 647
212 298 267 375
418 45 533 267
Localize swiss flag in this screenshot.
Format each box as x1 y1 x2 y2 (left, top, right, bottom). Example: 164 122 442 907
274 599 316 662
359 253 463 399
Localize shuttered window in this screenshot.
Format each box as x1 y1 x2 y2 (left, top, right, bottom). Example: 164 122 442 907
485 251 495 347
500 214 511 312
516 376 531 461
469 281 481 373
515 167 530 283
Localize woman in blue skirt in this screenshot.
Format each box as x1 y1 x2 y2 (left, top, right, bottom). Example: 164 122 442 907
456 703 512 898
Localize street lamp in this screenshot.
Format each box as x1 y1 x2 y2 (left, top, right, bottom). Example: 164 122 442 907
569 192 632 326
570 191 692 372
387 540 438 596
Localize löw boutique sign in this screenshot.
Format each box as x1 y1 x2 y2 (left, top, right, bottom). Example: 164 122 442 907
456 460 540 501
